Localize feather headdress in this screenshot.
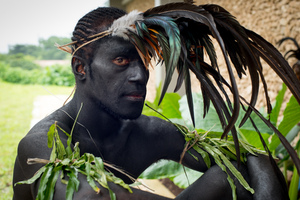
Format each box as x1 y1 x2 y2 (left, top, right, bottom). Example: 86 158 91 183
57 3 300 173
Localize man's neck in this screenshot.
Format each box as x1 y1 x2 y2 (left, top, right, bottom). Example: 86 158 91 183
66 92 124 140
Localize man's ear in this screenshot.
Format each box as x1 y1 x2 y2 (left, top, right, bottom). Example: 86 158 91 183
72 56 87 80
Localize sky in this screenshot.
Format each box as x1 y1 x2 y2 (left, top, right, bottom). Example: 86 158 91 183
0 0 108 53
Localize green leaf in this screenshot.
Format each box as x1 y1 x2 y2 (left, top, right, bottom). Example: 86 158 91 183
61 158 71 165
226 172 237 200
85 161 100 193
72 142 80 160
143 92 181 120
269 95 300 151
160 93 182 119
275 125 300 153
67 103 83 151
139 160 183 179
44 166 62 200
47 124 56 148
269 83 287 125
203 143 254 194
192 145 211 168
172 169 203 189
108 189 117 200
238 129 270 150
17 103 129 200
49 140 57 162
66 168 80 200
288 144 300 200
56 124 72 156
180 92 272 134
53 124 66 160
139 160 202 189
180 93 224 132
109 175 133 193
36 164 54 200
94 156 104 171
201 144 238 200
15 166 46 185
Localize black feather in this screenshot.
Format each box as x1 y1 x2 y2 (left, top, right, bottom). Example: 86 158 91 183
130 2 300 172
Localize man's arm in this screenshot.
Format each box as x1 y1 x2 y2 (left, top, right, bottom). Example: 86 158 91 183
149 116 289 200
247 154 289 200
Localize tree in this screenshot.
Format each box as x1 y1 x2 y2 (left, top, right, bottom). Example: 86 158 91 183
38 36 71 60
7 36 71 60
8 44 41 58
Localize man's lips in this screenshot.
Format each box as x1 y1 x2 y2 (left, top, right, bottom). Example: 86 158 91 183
123 91 145 100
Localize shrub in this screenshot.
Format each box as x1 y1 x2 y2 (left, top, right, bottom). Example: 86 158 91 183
0 63 75 86
0 65 41 84
3 53 41 70
40 65 75 86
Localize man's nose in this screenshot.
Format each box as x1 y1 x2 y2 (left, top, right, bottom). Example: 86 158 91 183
128 61 149 84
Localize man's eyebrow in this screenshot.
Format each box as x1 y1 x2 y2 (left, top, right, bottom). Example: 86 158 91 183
113 47 137 55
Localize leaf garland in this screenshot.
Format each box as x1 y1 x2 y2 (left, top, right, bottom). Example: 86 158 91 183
176 123 266 200
15 103 133 200
146 103 266 200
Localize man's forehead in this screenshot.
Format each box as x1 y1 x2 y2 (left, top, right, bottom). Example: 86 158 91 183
95 37 136 53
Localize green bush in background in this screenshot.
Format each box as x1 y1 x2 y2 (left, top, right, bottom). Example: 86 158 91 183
40 65 75 86
2 53 41 70
0 62 75 86
0 81 73 200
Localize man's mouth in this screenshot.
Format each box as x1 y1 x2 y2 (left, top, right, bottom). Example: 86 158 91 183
124 91 145 101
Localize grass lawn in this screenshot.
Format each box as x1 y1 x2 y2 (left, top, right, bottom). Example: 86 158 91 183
0 81 73 199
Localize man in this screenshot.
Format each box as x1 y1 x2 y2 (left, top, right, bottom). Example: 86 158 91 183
13 6 289 200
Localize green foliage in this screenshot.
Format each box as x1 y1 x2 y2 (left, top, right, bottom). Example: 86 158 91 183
38 36 71 60
0 62 75 86
267 84 300 200
269 94 300 151
0 81 73 200
140 160 202 188
8 44 42 58
1 53 41 70
142 92 265 199
144 87 182 119
16 106 132 200
8 36 71 60
41 65 75 86
288 141 300 200
143 83 300 199
0 64 41 84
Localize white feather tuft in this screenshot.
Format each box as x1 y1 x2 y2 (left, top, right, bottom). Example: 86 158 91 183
109 10 143 40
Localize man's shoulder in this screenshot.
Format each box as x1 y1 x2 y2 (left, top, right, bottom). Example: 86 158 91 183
19 110 71 152
18 120 54 155
137 115 171 128
136 115 179 136
135 115 185 160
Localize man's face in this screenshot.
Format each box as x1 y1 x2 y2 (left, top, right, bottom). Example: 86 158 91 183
86 37 149 119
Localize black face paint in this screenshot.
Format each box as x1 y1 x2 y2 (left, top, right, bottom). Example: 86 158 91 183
86 37 149 120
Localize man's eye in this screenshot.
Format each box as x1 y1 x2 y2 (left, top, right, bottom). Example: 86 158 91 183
113 57 130 66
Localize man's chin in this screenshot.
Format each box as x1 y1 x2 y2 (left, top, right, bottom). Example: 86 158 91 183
96 100 142 120
120 112 141 120
109 111 142 120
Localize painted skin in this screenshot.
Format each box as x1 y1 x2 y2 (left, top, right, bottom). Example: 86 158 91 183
13 37 288 200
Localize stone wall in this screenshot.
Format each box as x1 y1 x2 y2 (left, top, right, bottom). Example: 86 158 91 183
193 0 300 109
123 0 300 109
125 0 154 12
